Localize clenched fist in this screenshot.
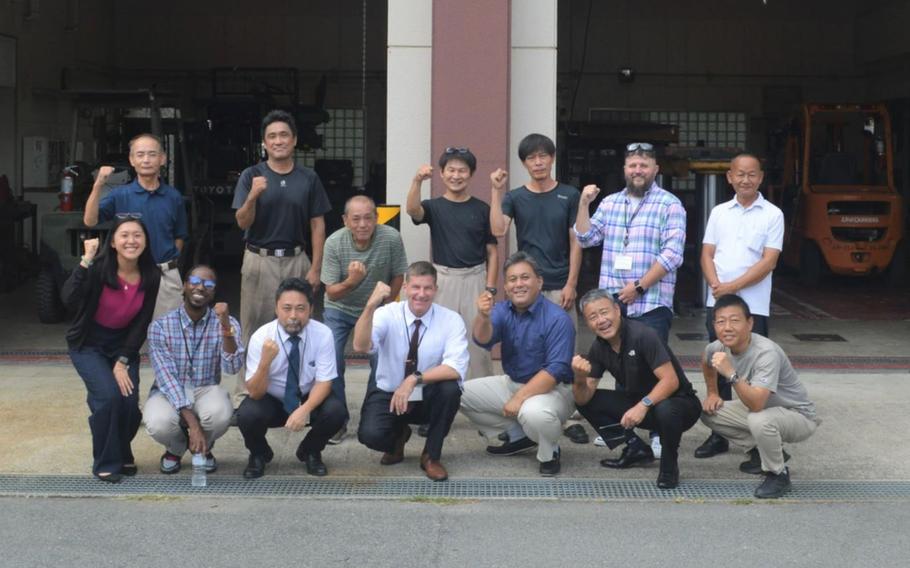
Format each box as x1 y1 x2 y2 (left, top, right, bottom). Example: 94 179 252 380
580 184 601 205
83 238 100 261
572 354 592 377
261 338 280 363
250 176 268 198
347 260 367 285
213 302 230 326
96 165 115 182
490 168 508 191
476 289 494 317
368 281 391 309
414 165 433 182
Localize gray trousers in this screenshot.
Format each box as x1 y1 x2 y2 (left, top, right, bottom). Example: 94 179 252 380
460 374 574 462
542 288 578 331
434 263 493 381
144 385 233 455
153 265 184 321
701 400 818 474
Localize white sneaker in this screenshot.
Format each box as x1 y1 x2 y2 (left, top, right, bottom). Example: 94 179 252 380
650 435 662 459
593 436 606 447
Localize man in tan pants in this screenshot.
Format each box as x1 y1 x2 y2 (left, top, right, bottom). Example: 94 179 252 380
700 294 820 499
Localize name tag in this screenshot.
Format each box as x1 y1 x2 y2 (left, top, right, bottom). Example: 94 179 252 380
614 254 633 271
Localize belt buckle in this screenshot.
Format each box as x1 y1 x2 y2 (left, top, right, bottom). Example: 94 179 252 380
274 249 285 258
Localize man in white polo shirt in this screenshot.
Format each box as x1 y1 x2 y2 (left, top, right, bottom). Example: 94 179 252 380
695 153 784 460
353 262 469 481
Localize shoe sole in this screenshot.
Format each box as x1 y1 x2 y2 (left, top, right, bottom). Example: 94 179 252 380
600 456 655 469
486 444 538 457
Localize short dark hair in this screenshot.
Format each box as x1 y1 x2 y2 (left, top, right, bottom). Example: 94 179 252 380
503 251 542 277
579 288 617 313
261 109 297 139
128 133 164 152
186 264 217 282
713 294 752 319
406 261 437 284
438 147 477 174
518 133 556 161
275 277 314 306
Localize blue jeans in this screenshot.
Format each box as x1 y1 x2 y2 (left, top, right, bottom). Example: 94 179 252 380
629 306 674 345
322 307 377 418
69 337 141 475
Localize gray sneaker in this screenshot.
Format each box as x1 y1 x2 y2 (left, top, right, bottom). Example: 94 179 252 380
327 425 348 445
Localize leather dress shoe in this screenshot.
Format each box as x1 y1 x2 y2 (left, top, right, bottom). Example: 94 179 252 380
657 465 680 489
486 436 538 456
754 467 791 499
739 447 790 475
302 452 328 477
243 455 267 479
95 472 123 483
600 441 654 469
539 450 561 477
694 432 729 458
381 426 412 465
420 451 449 481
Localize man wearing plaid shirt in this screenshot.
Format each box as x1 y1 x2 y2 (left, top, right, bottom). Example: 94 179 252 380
574 143 686 344
146 265 244 474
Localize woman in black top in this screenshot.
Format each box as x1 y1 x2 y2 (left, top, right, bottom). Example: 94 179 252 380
63 216 161 482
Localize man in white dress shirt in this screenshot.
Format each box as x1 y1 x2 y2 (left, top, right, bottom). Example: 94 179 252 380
353 261 469 481
238 278 346 479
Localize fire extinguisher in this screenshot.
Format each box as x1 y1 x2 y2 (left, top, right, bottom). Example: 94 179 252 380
59 165 78 212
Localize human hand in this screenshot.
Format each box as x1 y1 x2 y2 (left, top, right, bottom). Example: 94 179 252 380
710 352 736 379
702 393 724 415
559 284 577 310
261 339 280 363
96 165 115 182
580 184 601 205
187 424 208 455
83 238 100 261
503 395 522 418
616 281 638 304
620 403 648 429
368 281 391 309
572 354 592 378
285 407 310 432
213 302 230 326
250 176 268 198
476 289 494 317
490 168 508 191
390 377 416 415
347 261 368 286
414 164 433 182
112 361 133 397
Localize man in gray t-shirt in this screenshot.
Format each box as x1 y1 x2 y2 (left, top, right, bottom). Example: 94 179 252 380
700 294 819 499
320 195 408 442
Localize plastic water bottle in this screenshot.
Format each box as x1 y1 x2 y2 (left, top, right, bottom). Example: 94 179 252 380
191 453 207 487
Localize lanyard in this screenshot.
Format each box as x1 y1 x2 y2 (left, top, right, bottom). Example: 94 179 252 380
623 193 647 248
180 310 211 380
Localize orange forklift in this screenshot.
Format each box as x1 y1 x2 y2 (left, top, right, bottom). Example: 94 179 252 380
766 103 905 286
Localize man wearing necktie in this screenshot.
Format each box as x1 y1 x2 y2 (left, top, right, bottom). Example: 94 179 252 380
353 262 469 481
237 278 346 479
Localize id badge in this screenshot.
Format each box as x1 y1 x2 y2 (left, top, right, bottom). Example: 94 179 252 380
408 385 424 402
184 385 196 406
614 254 633 271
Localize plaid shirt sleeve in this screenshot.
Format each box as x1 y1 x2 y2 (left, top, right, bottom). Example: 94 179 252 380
220 315 245 375
148 316 189 409
656 199 686 273
574 198 609 248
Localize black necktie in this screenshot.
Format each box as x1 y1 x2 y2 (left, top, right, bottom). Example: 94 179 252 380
404 319 421 379
283 335 301 414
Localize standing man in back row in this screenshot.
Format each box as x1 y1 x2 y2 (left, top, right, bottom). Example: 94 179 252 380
232 110 332 406
489 133 581 328
406 147 498 380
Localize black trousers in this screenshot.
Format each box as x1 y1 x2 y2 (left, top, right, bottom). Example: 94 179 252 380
358 380 461 461
237 392 347 458
577 389 701 473
705 309 769 400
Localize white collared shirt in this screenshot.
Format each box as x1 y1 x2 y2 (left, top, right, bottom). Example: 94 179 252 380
369 301 469 393
245 319 337 400
703 193 784 315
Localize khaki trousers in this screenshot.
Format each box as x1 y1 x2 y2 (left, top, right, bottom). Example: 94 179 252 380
153 265 184 321
433 263 493 380
144 385 233 455
460 374 574 462
542 288 578 330
701 400 818 474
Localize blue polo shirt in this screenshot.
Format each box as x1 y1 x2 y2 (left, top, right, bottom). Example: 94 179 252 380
98 179 188 264
476 294 575 384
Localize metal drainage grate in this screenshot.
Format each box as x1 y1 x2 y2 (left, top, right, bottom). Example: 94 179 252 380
1 475 909 502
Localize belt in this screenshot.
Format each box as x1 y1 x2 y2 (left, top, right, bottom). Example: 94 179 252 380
246 243 304 258
159 259 179 270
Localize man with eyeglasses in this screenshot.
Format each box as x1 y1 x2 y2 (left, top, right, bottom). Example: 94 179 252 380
571 289 701 489
694 153 785 460
489 133 581 328
405 147 498 381
146 265 243 475
700 294 819 499
83 133 188 319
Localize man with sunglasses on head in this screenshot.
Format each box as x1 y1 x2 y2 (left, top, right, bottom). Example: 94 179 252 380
406 147 498 382
83 133 189 319
694 153 784 460
146 266 243 475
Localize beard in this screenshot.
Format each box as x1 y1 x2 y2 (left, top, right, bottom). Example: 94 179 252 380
625 174 655 197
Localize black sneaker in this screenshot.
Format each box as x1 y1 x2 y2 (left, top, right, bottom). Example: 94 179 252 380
694 432 729 458
486 436 538 456
754 467 791 499
539 450 561 476
739 447 790 475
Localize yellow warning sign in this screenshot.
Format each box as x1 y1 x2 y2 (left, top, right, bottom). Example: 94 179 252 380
377 205 401 229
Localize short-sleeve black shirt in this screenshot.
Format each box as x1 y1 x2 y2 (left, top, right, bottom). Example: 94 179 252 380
587 318 695 396
413 196 497 268
231 162 331 249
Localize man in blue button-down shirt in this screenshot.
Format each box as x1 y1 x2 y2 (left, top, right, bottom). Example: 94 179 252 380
84 133 189 319
460 251 576 476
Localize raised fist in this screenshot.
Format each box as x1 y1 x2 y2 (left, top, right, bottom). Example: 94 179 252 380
490 168 508 191
261 338 280 363
250 176 268 197
347 260 368 285
368 281 392 308
572 354 592 377
580 184 601 205
415 165 433 182
213 302 230 323
83 238 100 261
476 289 494 317
96 166 115 181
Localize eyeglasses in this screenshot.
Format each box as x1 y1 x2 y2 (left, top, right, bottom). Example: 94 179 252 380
444 147 470 154
187 275 216 289
626 142 655 153
114 212 143 220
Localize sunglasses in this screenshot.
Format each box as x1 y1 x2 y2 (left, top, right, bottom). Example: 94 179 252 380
626 142 655 153
444 146 470 154
187 275 216 289
115 212 144 220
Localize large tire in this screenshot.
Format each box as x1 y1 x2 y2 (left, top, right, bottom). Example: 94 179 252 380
886 241 907 288
36 269 66 323
799 242 823 288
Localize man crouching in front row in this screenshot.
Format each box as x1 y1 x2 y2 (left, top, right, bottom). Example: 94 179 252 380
571 289 701 489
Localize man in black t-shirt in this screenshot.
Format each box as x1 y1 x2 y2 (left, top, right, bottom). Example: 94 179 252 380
571 288 701 489
406 147 498 380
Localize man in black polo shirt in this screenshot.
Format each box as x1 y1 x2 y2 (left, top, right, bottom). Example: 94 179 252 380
405 147 498 380
571 288 701 489
233 110 332 350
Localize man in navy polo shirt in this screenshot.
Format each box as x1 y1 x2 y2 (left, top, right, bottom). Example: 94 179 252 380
84 133 188 318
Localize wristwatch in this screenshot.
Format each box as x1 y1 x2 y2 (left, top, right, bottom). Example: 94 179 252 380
641 396 654 407
116 355 130 366
634 280 646 295
728 371 740 385
413 370 424 385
